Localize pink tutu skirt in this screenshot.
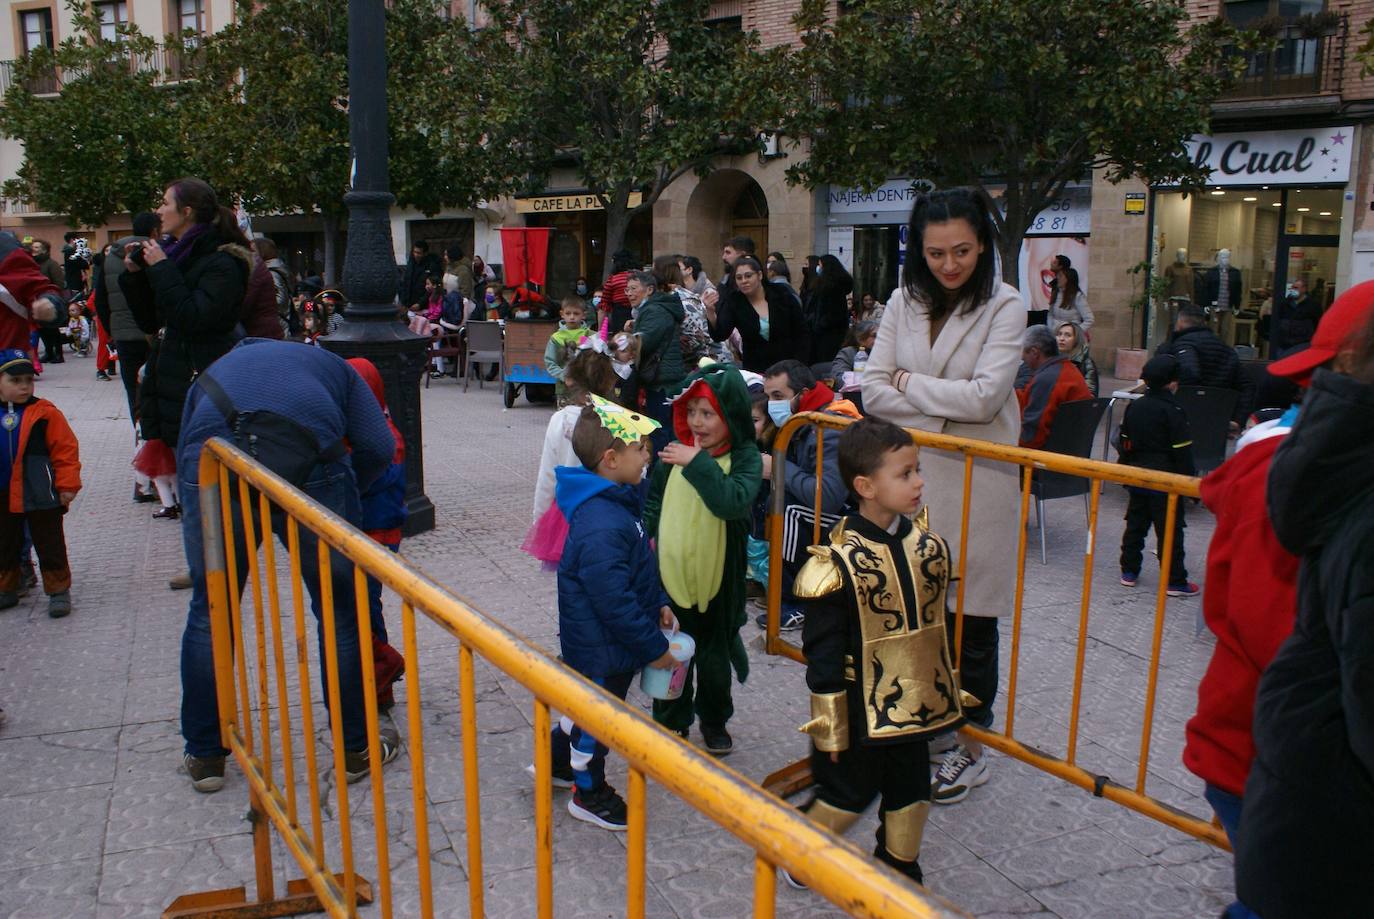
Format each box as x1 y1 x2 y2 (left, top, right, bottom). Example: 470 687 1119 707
521 503 569 569
132 439 176 479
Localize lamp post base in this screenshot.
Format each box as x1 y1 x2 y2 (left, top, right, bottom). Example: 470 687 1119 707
323 319 436 536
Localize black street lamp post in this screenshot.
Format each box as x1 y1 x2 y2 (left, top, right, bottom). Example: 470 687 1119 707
323 0 435 534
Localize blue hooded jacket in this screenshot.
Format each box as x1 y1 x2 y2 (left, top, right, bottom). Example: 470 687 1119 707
555 464 669 679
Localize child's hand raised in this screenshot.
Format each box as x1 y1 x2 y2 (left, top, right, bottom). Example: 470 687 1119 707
659 442 701 467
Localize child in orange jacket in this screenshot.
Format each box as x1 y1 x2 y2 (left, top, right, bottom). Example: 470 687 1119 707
0 348 80 617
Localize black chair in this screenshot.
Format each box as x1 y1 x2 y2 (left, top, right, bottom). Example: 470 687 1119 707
1029 397 1111 565
1172 386 1240 475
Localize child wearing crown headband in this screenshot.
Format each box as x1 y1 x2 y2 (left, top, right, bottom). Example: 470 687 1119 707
540 395 677 830
644 361 762 755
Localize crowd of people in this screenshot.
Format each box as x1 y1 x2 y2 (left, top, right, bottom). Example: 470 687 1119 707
2 173 1371 914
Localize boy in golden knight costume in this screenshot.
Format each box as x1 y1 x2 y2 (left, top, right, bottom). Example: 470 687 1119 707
791 417 971 886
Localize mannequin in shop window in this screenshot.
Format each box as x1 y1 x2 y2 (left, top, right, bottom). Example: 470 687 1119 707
1197 249 1243 314
1164 249 1193 300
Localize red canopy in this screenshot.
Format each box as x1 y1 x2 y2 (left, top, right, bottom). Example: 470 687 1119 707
499 227 552 289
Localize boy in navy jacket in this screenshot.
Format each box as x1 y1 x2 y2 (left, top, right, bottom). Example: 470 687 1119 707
550 396 676 830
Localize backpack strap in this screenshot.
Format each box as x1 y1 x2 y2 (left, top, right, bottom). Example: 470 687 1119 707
195 370 349 465
194 371 239 427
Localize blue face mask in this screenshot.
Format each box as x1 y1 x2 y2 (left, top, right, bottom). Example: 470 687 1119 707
592 295 602 308
767 399 793 427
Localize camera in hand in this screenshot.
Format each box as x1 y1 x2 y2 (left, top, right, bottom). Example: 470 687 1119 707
127 244 147 268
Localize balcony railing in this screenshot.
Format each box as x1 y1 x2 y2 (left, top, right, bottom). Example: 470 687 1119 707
0 43 199 100
1220 17 1347 100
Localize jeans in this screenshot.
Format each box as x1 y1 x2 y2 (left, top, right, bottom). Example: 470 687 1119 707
1203 784 1262 919
551 671 634 791
179 458 369 758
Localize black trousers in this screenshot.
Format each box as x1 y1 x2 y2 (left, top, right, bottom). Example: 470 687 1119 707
807 739 929 881
37 327 64 361
1120 488 1188 584
946 612 999 729
115 338 151 429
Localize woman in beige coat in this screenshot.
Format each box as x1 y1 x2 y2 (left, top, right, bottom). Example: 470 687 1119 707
863 187 1024 805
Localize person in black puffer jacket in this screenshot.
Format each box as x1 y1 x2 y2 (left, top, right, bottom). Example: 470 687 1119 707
1234 291 1374 919
119 178 252 463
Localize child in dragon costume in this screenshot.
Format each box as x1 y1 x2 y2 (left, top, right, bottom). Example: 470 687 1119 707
645 361 762 756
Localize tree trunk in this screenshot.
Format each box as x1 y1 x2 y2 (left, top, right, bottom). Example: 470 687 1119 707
998 230 1023 292
599 184 635 281
322 213 341 287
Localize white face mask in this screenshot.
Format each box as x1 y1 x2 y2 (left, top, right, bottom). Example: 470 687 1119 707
767 399 793 427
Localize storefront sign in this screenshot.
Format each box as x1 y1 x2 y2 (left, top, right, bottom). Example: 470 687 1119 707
1124 193 1146 215
1186 126 1354 187
514 192 643 214
826 179 935 217
1017 186 1092 237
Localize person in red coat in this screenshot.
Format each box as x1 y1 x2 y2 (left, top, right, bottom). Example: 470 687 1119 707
1016 324 1091 449
0 232 66 352
1184 280 1374 918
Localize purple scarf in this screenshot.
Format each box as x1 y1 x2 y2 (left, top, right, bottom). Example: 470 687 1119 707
162 222 211 266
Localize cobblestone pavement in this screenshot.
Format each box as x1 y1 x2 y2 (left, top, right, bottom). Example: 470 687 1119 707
0 354 1234 918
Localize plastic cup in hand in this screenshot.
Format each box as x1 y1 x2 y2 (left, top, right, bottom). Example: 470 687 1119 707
639 629 695 701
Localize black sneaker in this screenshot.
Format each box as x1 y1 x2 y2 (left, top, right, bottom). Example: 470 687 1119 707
753 607 804 631
95 370 111 381
0 591 16 611
524 762 575 790
184 753 226 793
344 726 400 784
567 783 628 831
700 723 733 756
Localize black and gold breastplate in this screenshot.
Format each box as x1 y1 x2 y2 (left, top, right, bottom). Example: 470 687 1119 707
795 516 964 741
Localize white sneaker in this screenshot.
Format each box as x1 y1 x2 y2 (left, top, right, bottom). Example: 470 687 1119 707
927 732 959 765
931 744 989 804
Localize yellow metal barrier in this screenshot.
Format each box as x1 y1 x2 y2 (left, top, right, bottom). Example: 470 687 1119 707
163 437 969 919
762 412 1227 852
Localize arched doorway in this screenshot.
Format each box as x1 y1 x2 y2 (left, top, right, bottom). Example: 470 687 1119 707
684 169 771 272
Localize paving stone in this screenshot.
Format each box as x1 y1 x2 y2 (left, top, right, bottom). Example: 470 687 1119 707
0 856 101 919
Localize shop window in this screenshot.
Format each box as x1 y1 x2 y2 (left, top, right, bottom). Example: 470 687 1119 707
1150 185 1343 353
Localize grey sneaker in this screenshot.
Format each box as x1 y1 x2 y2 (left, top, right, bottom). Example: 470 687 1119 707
47 591 71 619
344 726 400 784
184 753 226 793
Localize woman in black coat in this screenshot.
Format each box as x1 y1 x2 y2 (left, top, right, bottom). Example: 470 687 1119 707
1234 304 1374 919
806 253 853 365
120 177 252 460
702 256 808 373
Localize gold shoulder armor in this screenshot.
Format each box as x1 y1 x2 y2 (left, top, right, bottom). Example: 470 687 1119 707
911 506 930 531
793 545 843 599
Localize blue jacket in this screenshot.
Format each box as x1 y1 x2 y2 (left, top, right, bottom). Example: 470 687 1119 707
555 465 669 679
360 461 406 534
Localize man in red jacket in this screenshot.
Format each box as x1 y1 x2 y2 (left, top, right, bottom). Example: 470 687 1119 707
1016 324 1091 449
1184 281 1374 917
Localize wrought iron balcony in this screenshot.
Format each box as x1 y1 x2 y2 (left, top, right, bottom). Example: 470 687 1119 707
1220 16 1347 100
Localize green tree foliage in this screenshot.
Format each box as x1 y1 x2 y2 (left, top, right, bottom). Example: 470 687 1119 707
455 0 789 279
786 0 1249 287
182 0 503 282
0 2 199 226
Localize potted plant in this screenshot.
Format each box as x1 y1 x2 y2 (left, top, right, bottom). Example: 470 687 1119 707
1117 260 1167 381
1294 10 1341 38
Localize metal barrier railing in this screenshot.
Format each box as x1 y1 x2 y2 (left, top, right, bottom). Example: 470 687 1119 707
163 437 969 919
762 412 1226 851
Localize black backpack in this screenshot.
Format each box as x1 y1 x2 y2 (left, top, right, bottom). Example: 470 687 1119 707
195 372 347 488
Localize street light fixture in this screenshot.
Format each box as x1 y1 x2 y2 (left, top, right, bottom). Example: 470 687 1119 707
322 0 435 534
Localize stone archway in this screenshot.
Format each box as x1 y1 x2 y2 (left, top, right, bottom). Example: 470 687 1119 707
683 168 771 270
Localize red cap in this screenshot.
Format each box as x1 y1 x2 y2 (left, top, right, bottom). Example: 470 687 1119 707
1269 279 1374 385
